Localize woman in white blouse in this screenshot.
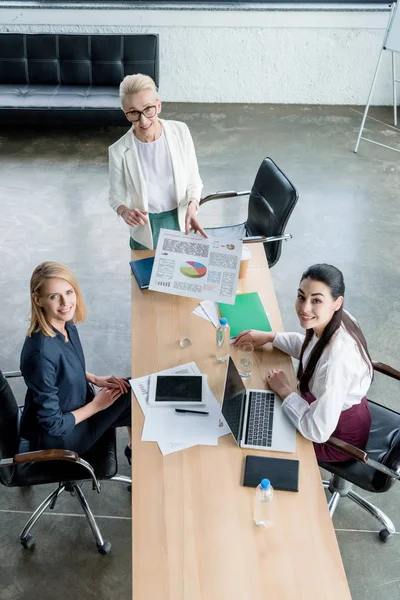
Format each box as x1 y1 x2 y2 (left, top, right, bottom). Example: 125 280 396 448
235 263 373 462
108 73 207 250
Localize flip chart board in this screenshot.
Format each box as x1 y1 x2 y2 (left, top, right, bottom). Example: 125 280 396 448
385 2 400 53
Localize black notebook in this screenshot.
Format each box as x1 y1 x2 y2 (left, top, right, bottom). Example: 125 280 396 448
243 455 299 492
129 257 154 290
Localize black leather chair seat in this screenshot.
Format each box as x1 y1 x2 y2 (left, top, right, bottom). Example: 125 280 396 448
201 158 298 268
0 84 121 110
319 400 400 493
9 428 118 487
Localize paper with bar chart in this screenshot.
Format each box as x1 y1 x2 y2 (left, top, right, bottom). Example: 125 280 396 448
148 229 242 304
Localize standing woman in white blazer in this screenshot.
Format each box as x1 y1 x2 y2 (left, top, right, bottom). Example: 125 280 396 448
108 74 207 250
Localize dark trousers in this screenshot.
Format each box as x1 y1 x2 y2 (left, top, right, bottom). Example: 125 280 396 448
39 391 131 455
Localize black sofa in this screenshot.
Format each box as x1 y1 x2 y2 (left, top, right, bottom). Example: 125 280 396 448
0 33 159 126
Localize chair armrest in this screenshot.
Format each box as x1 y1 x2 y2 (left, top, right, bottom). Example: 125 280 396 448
199 190 250 206
0 449 101 492
13 449 79 464
326 436 400 480
326 436 368 463
3 371 22 378
243 233 292 244
372 361 400 381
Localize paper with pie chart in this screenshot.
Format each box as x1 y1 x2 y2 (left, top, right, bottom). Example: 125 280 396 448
149 229 242 304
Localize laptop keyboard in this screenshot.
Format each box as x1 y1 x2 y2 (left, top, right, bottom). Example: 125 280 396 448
245 391 275 447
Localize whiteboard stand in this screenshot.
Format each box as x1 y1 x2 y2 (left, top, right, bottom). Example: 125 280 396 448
355 2 400 154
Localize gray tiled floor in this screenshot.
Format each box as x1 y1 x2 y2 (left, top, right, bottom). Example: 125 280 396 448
1 104 399 599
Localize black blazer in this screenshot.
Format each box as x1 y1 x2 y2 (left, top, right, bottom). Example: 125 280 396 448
20 322 88 444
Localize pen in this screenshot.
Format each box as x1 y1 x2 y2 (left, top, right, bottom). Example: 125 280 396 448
175 409 209 416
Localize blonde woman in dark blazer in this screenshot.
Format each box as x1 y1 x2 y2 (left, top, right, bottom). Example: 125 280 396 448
20 262 132 462
108 73 207 250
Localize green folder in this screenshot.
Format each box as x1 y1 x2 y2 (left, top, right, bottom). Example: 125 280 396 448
219 292 272 338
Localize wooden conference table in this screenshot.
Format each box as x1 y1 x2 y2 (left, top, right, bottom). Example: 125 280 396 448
131 244 351 600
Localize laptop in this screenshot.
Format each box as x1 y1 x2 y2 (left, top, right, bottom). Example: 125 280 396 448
221 357 296 453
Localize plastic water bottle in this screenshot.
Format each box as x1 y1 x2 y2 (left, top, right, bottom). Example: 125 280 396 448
254 479 274 527
216 318 230 362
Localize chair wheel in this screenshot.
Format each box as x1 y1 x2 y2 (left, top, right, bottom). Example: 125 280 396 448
379 528 393 543
21 534 35 549
97 540 111 555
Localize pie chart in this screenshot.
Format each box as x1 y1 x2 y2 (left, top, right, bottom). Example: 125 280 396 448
180 261 207 279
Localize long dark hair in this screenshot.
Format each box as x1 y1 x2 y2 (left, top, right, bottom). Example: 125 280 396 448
297 264 372 395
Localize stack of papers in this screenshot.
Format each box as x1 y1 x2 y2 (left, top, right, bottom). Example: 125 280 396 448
193 300 220 328
130 362 230 456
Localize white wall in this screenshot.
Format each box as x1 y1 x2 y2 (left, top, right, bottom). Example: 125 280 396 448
0 5 394 104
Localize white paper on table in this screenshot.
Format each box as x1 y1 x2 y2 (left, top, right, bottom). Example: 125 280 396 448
148 229 242 305
130 362 201 455
157 441 191 456
141 388 220 445
199 300 220 327
193 305 210 322
130 361 230 454
130 361 200 417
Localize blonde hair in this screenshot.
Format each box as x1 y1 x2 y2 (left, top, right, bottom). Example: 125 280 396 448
28 262 87 338
119 73 159 106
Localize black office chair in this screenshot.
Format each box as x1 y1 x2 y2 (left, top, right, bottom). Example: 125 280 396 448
320 361 400 542
0 369 131 554
201 157 299 268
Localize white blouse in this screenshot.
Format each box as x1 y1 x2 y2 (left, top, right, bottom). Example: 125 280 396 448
273 326 372 443
134 131 177 213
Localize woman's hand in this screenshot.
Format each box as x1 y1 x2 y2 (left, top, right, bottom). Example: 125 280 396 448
93 375 130 395
234 330 275 347
266 369 294 400
92 387 122 412
121 207 149 227
185 202 208 238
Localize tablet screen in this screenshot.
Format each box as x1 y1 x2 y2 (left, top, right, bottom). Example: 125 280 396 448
155 375 203 403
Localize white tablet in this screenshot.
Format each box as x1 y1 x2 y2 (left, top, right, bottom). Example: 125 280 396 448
148 374 207 407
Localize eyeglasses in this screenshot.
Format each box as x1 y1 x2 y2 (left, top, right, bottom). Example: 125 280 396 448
125 105 157 122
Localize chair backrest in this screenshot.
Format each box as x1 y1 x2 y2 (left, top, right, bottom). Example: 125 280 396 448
374 435 400 493
0 33 159 86
368 400 400 493
246 157 298 268
0 370 20 485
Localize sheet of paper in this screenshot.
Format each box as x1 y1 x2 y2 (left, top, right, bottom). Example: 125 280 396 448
130 362 201 454
200 300 220 327
193 305 210 322
141 388 220 445
130 362 199 416
149 229 242 305
130 361 230 455
157 441 192 456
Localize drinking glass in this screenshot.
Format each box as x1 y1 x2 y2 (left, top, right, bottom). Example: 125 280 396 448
238 341 254 377
178 300 193 348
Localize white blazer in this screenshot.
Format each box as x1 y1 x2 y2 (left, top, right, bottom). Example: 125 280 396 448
108 119 203 249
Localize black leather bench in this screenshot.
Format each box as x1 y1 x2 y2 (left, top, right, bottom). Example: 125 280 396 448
0 33 159 125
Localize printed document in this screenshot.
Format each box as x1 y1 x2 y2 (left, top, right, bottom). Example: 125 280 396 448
130 362 230 455
149 229 242 305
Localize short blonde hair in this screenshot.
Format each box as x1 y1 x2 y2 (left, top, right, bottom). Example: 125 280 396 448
28 262 87 338
119 73 159 106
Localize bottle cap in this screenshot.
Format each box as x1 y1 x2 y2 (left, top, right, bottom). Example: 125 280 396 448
260 478 270 490
219 318 228 326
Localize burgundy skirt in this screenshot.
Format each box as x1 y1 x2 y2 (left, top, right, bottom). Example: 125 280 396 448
302 392 372 463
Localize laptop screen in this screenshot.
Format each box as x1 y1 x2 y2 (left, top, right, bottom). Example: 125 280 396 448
221 358 247 445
